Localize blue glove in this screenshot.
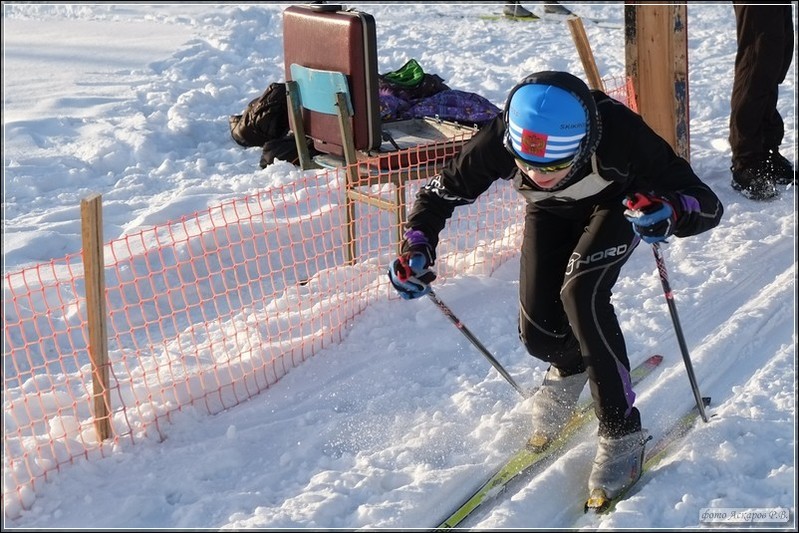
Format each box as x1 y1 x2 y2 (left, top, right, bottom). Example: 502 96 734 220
387 230 437 300
623 192 680 244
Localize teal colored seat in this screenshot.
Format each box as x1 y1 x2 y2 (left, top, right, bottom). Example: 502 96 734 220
289 64 353 117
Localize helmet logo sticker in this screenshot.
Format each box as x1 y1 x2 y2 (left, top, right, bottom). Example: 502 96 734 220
521 130 547 157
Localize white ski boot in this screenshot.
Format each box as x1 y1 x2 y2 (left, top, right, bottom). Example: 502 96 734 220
527 367 588 451
587 429 650 504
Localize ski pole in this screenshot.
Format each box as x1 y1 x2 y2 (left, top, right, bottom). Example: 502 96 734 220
651 243 710 422
427 290 531 399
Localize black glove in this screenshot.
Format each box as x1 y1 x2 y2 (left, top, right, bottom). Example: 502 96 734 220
387 230 437 300
623 192 681 244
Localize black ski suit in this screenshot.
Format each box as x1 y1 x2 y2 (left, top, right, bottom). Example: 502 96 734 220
405 90 724 437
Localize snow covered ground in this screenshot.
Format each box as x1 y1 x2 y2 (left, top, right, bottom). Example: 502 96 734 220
3 2 796 529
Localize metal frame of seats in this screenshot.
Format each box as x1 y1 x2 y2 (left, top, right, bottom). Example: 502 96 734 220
286 65 365 264
286 64 472 264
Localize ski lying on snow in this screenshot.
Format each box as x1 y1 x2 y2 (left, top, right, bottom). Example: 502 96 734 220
433 355 664 530
478 13 541 22
583 396 712 515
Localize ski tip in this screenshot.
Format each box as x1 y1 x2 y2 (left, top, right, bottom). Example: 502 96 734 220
648 354 664 364
584 488 612 514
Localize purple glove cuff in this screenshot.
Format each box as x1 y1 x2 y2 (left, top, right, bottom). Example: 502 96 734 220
404 229 429 247
674 193 699 214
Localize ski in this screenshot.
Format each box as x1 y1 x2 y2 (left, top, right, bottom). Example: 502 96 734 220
433 354 664 530
479 12 541 22
583 396 712 514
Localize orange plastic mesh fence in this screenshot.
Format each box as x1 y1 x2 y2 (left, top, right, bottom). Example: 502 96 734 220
2 77 636 518
2 134 523 517
604 74 638 113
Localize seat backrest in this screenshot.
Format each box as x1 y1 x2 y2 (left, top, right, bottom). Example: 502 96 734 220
289 64 353 117
283 5 381 156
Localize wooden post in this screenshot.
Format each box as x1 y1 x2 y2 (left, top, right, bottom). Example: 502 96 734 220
336 92 359 265
567 16 605 91
285 80 316 170
80 194 112 441
624 2 690 161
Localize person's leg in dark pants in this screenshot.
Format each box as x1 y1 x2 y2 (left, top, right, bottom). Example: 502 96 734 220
729 4 795 198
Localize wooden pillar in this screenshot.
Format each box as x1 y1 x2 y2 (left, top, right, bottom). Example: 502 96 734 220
624 2 690 162
81 193 112 441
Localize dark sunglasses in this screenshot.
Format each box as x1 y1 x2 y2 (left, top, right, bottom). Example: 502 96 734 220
514 157 574 174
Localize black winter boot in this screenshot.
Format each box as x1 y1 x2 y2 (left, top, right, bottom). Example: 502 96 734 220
766 148 795 185
543 2 573 15
504 2 536 18
731 159 780 200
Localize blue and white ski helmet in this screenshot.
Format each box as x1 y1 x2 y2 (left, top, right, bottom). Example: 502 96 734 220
503 71 601 167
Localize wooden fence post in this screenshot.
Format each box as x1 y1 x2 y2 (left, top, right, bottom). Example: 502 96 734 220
80 193 112 441
624 2 690 161
567 16 605 91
